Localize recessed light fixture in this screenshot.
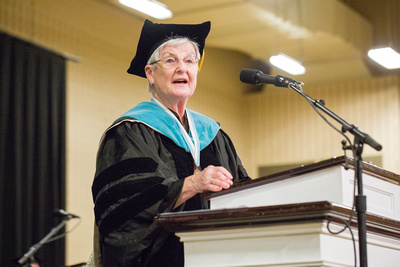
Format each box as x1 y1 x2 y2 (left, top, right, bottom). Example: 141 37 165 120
118 0 173 20
368 47 400 69
367 1 400 70
269 53 306 75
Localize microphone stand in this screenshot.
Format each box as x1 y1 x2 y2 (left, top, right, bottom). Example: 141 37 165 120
17 215 74 266
287 81 382 267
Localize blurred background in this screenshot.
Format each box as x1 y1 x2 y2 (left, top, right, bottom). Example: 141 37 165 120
1 0 399 265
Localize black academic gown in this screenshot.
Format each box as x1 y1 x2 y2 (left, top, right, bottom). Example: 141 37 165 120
92 119 250 267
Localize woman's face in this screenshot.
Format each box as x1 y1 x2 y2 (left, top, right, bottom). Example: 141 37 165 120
145 42 199 105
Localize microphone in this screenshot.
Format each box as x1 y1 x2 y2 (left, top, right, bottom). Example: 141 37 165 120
240 68 295 87
54 209 80 219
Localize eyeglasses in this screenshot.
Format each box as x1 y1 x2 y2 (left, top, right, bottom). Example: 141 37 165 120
149 54 199 69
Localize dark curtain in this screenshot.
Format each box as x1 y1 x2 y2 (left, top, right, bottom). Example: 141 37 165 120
0 32 66 267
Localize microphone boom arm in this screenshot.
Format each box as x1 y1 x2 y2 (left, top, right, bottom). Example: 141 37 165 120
17 216 72 266
287 82 382 151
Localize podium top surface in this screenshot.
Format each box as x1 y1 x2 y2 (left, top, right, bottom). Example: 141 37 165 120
204 156 400 200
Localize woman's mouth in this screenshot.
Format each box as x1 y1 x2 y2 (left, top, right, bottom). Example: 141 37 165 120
173 78 188 84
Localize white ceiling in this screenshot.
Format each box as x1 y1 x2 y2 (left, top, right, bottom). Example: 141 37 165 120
109 0 400 85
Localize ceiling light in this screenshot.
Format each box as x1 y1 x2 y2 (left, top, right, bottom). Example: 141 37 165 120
368 47 400 69
269 53 306 75
118 0 173 20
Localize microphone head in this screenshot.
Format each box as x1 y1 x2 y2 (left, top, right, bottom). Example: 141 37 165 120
54 209 79 218
240 68 262 85
54 209 68 217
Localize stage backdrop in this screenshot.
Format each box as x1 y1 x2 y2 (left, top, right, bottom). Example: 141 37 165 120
0 32 66 267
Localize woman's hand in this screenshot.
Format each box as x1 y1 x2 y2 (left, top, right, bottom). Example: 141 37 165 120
174 165 233 208
190 165 233 193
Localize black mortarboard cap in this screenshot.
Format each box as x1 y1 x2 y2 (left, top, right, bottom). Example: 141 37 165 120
127 19 211 78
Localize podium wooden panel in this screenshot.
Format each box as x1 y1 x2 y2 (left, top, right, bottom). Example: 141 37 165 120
156 201 400 266
155 157 400 266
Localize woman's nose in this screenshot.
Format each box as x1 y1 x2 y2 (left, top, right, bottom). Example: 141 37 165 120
175 58 188 71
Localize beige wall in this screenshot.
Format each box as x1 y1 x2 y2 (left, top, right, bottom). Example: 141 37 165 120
1 0 399 265
245 75 400 176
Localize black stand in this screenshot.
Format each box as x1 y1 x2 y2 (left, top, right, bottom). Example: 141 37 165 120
287 81 382 267
17 216 73 266
354 140 368 267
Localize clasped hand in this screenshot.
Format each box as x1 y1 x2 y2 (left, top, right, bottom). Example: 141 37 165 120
175 165 234 209
190 165 233 193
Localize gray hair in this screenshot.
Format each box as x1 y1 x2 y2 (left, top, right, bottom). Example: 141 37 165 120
146 37 201 93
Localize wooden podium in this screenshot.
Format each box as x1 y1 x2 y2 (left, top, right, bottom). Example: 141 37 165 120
155 157 400 266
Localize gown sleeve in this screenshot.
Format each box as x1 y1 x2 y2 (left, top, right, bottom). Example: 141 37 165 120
92 121 185 263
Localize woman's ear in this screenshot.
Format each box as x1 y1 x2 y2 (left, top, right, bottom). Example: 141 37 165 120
145 65 155 84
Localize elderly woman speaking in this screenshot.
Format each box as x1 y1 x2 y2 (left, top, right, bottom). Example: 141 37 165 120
91 19 250 266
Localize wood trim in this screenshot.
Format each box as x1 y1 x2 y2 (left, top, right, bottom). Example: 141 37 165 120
155 201 400 240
